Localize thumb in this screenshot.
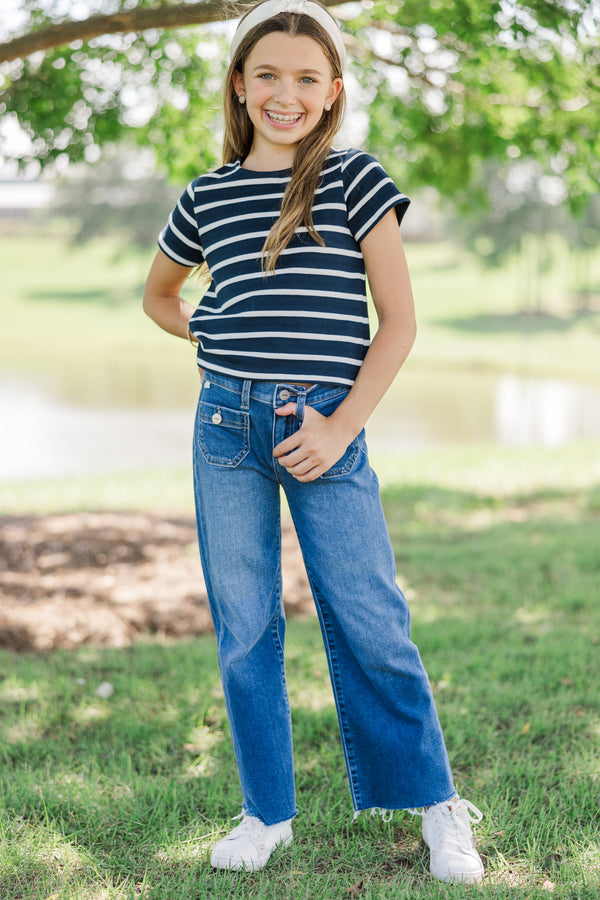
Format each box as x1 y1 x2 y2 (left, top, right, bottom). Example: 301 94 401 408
275 402 297 417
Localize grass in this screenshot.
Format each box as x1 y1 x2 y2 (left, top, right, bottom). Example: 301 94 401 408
403 240 600 385
1 233 201 408
1 457 599 898
1 231 599 896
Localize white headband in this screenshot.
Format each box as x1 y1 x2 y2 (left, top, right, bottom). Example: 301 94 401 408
230 0 346 68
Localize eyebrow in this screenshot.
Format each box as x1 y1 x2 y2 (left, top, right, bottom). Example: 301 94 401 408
251 64 324 76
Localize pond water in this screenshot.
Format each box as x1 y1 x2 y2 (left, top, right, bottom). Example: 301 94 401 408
2 369 600 482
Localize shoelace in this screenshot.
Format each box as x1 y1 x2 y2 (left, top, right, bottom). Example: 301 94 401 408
454 799 483 824
425 799 483 849
225 814 266 840
410 797 482 820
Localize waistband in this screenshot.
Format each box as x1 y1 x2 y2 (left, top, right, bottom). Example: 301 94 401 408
202 371 350 408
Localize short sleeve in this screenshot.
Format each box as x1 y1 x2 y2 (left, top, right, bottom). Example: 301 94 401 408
158 180 205 267
342 150 410 244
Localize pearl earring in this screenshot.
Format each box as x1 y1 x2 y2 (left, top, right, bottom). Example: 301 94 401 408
324 102 332 111
238 95 246 104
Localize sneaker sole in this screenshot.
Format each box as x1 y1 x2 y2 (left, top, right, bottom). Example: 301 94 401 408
430 864 484 884
210 834 293 871
210 854 266 871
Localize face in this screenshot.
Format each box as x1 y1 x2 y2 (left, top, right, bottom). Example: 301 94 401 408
232 32 343 169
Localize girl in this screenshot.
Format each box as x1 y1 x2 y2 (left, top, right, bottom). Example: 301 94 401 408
143 0 484 883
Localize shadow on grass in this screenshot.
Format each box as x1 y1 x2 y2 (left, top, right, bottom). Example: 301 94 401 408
0 481 599 898
26 287 141 306
434 311 597 334
381 482 600 627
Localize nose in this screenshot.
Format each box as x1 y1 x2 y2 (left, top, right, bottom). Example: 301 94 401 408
274 78 297 107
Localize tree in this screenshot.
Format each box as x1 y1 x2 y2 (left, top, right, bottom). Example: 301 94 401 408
1 0 599 203
453 158 571 313
51 149 179 248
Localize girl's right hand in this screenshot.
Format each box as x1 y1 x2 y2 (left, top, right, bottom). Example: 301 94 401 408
272 404 355 482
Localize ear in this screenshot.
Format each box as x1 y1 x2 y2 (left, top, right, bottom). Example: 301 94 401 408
325 77 343 108
232 70 245 97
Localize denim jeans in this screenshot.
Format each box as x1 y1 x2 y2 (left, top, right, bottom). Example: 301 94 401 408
192 372 455 825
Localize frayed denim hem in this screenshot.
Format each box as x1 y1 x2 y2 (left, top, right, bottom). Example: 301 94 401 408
352 791 459 823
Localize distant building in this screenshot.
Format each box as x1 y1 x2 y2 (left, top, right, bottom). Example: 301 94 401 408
0 175 444 240
0 179 53 221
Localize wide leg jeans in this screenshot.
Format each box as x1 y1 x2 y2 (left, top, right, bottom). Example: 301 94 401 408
192 372 455 825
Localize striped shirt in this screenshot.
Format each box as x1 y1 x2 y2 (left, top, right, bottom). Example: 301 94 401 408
158 148 409 386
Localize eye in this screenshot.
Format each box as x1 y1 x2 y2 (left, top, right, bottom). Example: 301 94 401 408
258 72 275 80
300 76 317 84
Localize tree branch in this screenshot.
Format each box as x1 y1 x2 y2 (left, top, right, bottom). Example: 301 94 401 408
0 0 356 63
343 33 454 94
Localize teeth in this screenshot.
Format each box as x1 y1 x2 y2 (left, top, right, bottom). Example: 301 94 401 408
267 111 302 123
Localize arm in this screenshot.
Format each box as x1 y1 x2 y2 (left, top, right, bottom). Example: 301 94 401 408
273 207 416 481
143 248 197 340
328 206 417 438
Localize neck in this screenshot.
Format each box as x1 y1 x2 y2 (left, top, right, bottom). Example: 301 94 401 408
242 146 296 171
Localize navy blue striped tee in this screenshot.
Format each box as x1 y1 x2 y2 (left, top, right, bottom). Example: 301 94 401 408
159 147 409 386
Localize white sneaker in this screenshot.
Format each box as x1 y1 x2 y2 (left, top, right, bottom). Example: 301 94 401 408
210 814 293 871
421 796 484 883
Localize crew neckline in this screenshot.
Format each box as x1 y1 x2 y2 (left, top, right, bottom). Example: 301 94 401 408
236 159 292 176
231 147 343 177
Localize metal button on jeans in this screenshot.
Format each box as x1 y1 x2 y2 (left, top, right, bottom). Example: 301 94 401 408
280 389 291 401
212 409 222 424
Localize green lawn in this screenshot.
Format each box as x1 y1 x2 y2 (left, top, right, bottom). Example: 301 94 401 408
1 232 599 897
404 239 600 384
1 470 599 898
1 233 200 408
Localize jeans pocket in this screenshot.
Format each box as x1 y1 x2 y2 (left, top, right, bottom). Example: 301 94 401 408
196 400 250 467
311 389 361 480
320 435 361 479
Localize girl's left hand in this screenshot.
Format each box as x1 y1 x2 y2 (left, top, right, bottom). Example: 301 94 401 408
273 403 354 482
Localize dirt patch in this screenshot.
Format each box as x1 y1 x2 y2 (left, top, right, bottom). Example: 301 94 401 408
0 513 314 652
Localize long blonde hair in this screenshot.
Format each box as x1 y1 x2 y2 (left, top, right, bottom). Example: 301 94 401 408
223 7 346 272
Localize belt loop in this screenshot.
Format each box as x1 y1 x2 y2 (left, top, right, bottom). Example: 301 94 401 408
295 390 306 424
241 379 251 410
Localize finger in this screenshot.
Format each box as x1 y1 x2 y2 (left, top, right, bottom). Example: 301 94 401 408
279 452 312 473
274 402 297 417
274 445 309 467
273 440 293 460
293 465 323 482
273 431 304 459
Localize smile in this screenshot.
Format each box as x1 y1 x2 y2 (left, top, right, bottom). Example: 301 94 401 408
265 111 304 124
